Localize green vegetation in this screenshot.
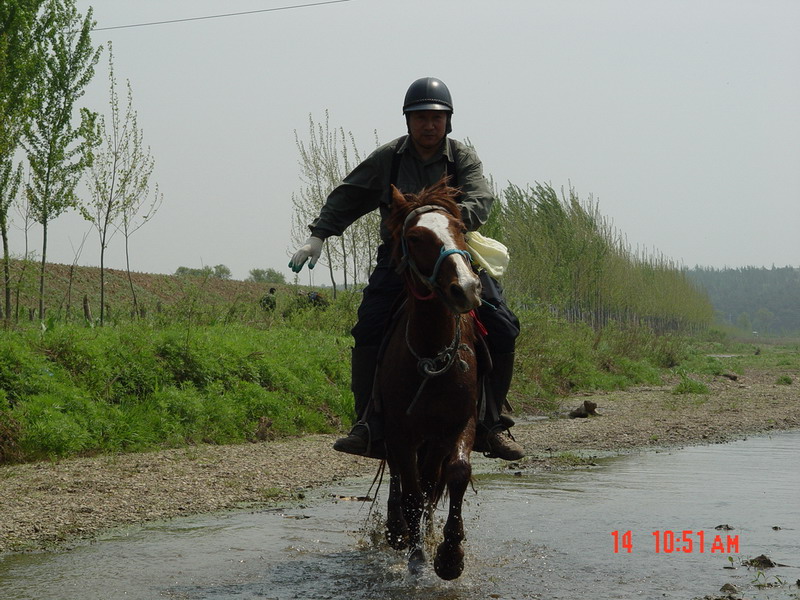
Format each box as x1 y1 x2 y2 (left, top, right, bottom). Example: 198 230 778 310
0 320 353 462
175 265 232 280
671 373 710 395
494 183 714 334
1 83 795 467
688 266 800 336
1 280 798 465
548 451 598 468
2 176 796 465
680 333 799 375
22 0 101 320
512 307 675 410
247 268 286 284
2 0 162 324
85 41 161 326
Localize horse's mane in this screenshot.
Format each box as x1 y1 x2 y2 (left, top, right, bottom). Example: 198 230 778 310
387 177 464 246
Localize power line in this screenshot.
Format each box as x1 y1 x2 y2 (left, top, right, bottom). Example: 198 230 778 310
91 0 353 32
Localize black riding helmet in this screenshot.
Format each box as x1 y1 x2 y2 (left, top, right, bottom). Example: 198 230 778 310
403 77 453 134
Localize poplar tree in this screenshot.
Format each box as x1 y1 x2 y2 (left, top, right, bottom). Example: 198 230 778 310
117 150 161 317
291 112 380 293
83 43 152 325
0 0 46 320
23 0 100 319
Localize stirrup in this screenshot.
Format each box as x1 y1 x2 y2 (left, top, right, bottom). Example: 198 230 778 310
333 423 385 459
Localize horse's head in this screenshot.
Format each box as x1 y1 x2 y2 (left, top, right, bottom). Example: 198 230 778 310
389 178 482 314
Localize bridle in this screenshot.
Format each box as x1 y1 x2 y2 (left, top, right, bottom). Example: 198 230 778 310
394 204 475 416
395 205 473 303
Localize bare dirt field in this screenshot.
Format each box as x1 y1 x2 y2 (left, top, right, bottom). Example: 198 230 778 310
1 366 797 554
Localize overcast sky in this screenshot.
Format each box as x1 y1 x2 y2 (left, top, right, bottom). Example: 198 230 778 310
14 0 799 281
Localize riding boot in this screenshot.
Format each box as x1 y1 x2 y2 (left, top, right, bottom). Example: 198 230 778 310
333 346 385 459
475 352 525 460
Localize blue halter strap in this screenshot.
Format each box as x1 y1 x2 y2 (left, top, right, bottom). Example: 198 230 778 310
397 206 472 290
427 246 473 287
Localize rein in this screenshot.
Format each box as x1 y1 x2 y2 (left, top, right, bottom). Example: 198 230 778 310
403 314 470 416
394 205 475 416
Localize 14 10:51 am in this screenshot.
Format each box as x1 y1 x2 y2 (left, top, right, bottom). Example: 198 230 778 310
611 530 740 554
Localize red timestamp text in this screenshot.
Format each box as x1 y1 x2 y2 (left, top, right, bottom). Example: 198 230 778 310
611 530 740 554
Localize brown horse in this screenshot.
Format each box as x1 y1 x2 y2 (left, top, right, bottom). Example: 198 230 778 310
377 179 483 580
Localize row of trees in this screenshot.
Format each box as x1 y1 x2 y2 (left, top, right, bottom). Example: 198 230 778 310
175 265 232 280
174 265 286 284
290 114 713 333
1 0 161 326
495 183 713 332
687 266 800 335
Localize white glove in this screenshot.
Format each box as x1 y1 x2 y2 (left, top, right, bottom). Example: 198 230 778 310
289 236 323 273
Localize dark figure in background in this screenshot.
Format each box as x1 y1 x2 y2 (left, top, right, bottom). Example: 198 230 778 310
307 291 328 308
289 77 524 461
259 287 277 312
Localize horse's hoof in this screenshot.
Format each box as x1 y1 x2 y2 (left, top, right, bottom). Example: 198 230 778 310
385 527 409 551
434 543 465 580
407 547 426 575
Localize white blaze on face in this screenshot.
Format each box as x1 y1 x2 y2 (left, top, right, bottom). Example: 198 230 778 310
416 212 476 287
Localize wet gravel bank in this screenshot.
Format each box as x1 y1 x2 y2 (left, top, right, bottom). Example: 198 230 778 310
1 367 797 553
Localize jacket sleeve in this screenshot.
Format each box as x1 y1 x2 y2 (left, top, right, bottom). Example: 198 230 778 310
309 146 388 239
454 144 494 232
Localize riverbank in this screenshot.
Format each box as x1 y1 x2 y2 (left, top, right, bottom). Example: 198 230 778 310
1 365 797 554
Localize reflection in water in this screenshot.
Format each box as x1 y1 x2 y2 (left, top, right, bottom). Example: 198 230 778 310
1 431 798 600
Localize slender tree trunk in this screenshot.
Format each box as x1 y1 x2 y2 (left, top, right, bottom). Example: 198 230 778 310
66 262 75 321
15 225 32 324
339 237 349 291
124 234 138 316
1 219 10 323
323 243 337 299
38 221 48 320
99 244 105 326
14 264 25 324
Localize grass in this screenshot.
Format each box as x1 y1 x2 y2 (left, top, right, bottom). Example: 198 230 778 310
511 307 675 413
1 291 797 465
549 451 597 467
672 373 710 395
0 322 354 462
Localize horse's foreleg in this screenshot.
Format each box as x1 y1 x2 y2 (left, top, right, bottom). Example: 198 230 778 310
433 448 472 580
418 449 445 541
385 468 408 550
389 450 426 574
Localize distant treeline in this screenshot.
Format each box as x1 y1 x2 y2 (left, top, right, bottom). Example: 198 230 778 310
687 266 800 335
487 183 714 333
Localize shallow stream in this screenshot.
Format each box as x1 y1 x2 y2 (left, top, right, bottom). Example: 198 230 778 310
1 431 798 599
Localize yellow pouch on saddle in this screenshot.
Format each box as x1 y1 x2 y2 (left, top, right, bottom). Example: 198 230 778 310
465 231 509 278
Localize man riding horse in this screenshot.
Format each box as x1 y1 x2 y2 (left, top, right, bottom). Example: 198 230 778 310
289 77 524 461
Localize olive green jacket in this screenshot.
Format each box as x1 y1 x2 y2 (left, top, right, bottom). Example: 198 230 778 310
309 135 494 244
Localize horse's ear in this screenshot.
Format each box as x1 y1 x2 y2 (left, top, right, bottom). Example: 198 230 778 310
390 184 407 208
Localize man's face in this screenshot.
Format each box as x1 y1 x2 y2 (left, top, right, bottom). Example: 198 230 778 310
408 110 448 154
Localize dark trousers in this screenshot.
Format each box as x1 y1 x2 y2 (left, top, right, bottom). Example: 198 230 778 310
351 245 519 353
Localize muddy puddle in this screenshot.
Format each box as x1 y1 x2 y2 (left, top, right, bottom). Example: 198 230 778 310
1 430 798 600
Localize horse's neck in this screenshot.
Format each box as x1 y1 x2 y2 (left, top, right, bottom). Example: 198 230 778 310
405 298 460 351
